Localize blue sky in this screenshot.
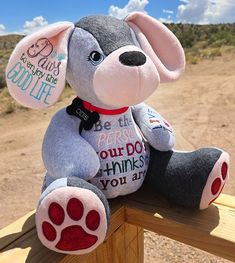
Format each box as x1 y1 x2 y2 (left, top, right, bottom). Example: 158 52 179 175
0 0 235 35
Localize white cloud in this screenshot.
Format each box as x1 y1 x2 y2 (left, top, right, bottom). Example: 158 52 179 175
109 0 149 19
179 0 189 3
159 15 173 24
163 9 174 14
177 0 235 24
0 24 6 35
0 24 5 31
23 16 48 34
160 9 174 23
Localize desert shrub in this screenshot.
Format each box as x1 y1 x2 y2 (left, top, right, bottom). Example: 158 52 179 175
166 23 235 49
210 39 229 47
186 54 199 64
199 48 222 58
0 88 16 114
4 100 16 114
209 48 222 57
194 41 208 49
58 83 75 102
222 46 235 53
0 74 6 90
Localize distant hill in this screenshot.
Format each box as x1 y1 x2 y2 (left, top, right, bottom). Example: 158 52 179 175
0 34 23 50
0 23 235 89
167 23 235 64
0 35 24 89
167 23 235 48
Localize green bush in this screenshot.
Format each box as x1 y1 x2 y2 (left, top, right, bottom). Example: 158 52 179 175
166 23 235 49
199 48 222 58
0 74 6 90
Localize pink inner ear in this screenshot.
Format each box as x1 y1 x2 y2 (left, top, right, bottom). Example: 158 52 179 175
6 22 74 109
126 12 185 83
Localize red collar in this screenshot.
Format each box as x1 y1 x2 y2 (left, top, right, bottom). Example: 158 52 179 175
80 98 128 115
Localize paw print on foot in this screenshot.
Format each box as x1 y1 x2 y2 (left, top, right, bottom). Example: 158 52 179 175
43 199 99 250
36 187 107 255
200 152 229 209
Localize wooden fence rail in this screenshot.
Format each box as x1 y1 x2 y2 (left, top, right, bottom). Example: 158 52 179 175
0 186 235 263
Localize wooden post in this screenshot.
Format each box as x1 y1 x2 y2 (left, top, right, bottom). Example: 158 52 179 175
58 223 144 263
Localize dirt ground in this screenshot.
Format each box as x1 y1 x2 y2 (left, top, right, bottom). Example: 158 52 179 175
0 53 234 262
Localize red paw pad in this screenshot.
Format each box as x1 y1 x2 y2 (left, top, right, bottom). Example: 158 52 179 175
209 183 225 205
42 221 56 241
200 152 229 209
86 210 100 231
67 198 84 221
221 162 228 180
48 202 65 225
211 178 221 195
56 225 98 251
39 191 104 252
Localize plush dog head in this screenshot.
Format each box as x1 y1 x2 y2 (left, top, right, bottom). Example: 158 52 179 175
6 12 185 109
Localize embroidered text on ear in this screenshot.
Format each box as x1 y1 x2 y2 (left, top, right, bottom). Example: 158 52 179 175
7 61 55 105
6 37 65 105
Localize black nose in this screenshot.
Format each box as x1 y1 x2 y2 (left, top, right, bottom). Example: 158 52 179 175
119 51 146 66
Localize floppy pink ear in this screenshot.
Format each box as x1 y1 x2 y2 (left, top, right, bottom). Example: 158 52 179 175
125 12 185 83
6 22 74 109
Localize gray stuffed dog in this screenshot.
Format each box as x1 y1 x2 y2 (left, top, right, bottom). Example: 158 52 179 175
6 12 229 255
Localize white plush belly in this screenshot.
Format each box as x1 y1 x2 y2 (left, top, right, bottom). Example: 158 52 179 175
82 110 150 198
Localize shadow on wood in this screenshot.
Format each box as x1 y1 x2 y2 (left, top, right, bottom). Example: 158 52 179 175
0 186 235 262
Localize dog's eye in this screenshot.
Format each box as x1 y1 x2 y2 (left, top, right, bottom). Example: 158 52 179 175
88 51 104 65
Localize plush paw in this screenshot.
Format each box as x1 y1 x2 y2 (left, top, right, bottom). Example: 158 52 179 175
200 151 229 209
36 186 107 255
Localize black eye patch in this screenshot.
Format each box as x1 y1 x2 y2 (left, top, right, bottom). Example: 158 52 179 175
75 15 135 56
